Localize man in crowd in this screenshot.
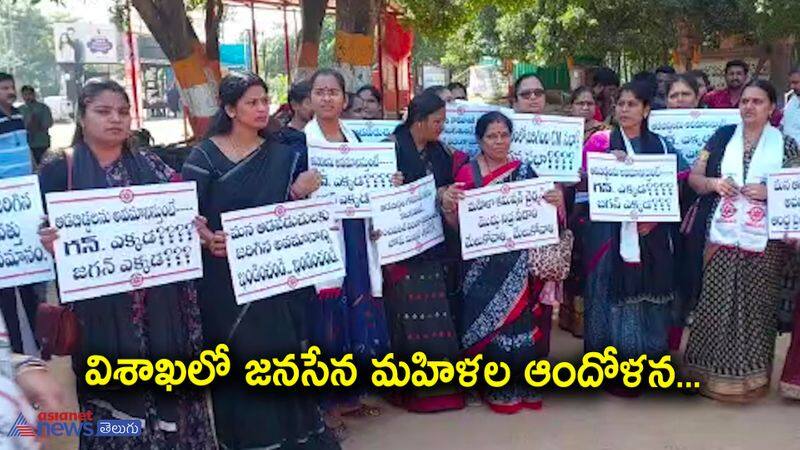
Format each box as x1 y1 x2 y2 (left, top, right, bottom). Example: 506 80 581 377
592 67 620 122
19 85 53 166
447 82 468 101
705 59 782 125
356 85 383 120
0 73 40 355
653 65 676 110
781 66 800 143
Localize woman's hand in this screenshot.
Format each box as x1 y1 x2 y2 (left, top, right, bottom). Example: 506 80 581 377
741 183 767 201
38 215 58 256
291 169 323 199
391 172 404 187
16 368 65 413
370 229 382 241
441 182 465 213
543 188 564 210
712 177 738 197
194 216 227 258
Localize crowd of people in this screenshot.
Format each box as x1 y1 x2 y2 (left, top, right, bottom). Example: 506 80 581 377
0 59 799 449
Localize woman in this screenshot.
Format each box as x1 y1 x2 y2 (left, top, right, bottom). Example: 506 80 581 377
683 80 799 402
302 69 394 431
382 92 465 412
181 73 337 449
356 85 383 120
38 80 215 449
454 111 564 413
560 86 610 337
665 74 701 351
688 70 712 106
583 82 689 396
780 241 800 400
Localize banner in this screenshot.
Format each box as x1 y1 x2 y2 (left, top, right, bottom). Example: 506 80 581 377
369 175 444 265
586 153 680 222
0 176 55 289
46 182 202 303
458 179 559 260
440 103 499 157
308 141 398 218
54 22 121 64
342 119 401 143
509 114 584 182
649 109 740 164
768 168 800 239
221 198 345 304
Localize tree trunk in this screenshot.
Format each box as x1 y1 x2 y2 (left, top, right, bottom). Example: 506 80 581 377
295 0 326 81
132 0 220 137
769 36 796 107
335 0 378 92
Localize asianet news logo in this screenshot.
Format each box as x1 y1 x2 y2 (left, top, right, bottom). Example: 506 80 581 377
6 411 142 438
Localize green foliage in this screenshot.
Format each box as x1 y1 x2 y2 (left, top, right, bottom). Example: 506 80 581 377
0 1 60 95
260 15 335 78
267 73 288 104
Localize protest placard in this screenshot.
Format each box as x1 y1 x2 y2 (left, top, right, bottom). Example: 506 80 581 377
440 103 499 157
369 175 444 265
307 141 398 218
46 182 202 303
342 119 401 143
649 108 740 164
509 114 584 182
458 178 559 260
767 168 800 239
221 198 345 304
0 175 54 289
586 153 680 222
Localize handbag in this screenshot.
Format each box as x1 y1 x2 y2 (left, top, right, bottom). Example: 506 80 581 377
528 229 574 282
35 148 81 359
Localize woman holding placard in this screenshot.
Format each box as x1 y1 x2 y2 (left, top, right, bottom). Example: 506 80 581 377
683 80 800 402
181 73 338 449
453 111 565 414
38 80 215 449
382 92 466 412
583 82 688 397
560 86 611 338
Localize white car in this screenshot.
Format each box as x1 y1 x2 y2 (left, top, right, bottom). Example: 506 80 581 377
43 96 74 122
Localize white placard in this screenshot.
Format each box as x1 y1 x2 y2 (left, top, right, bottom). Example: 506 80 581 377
342 120 401 143
369 175 444 265
649 109 740 165
587 153 680 222
441 103 499 157
509 114 584 182
767 168 800 239
221 198 345 304
459 178 559 260
307 141 398 218
0 176 55 289
46 182 202 303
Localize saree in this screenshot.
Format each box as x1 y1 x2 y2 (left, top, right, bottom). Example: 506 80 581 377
38 144 214 450
683 128 800 402
456 160 548 413
182 139 337 449
583 129 683 371
780 290 800 399
560 122 611 338
382 125 464 412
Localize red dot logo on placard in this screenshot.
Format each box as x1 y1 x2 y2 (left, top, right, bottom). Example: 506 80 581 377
501 184 511 195
119 188 135 203
274 205 286 217
130 273 144 288
630 210 639 220
533 115 543 125
690 110 701 119
409 184 418 195
721 200 737 219
747 206 765 223
345 206 356 217
366 121 374 129
456 106 466 115
339 144 350 154
287 276 298 288
505 239 516 249
415 241 423 250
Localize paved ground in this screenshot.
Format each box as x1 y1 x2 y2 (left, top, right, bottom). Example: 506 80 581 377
43 313 798 450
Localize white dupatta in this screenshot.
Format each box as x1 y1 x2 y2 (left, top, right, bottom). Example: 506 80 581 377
708 124 784 252
305 118 383 297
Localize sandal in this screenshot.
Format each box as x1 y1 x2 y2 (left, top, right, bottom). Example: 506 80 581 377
340 403 382 418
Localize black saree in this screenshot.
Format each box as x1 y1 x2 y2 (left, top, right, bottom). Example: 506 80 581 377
182 138 337 450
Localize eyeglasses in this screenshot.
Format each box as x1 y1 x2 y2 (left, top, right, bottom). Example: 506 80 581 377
517 89 545 100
